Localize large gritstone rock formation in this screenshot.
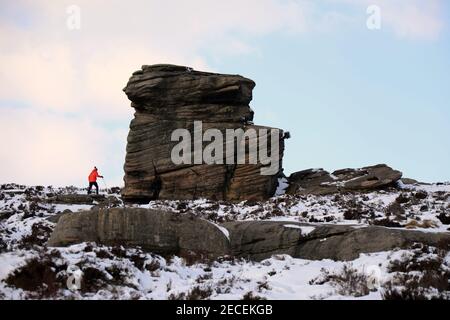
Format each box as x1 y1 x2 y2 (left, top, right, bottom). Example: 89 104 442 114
122 64 285 203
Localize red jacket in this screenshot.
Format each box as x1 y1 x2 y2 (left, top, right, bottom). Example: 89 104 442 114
88 169 100 183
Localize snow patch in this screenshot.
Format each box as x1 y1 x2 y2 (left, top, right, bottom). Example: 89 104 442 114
283 224 316 235
275 178 289 196
206 220 230 240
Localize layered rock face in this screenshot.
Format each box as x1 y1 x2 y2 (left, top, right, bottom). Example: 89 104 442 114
48 209 450 261
122 64 284 202
222 221 450 261
286 164 402 195
48 208 230 256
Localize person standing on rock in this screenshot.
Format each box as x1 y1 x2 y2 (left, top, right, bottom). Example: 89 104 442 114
87 167 104 195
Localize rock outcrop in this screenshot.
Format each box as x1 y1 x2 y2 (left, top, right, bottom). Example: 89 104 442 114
122 64 284 203
286 164 402 195
48 208 450 262
48 208 230 256
223 221 450 261
47 194 106 205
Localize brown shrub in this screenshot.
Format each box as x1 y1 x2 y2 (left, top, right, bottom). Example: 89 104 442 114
242 291 266 300
19 223 53 249
5 255 67 297
186 285 213 300
310 264 371 297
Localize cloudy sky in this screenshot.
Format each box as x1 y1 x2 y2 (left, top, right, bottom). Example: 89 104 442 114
1 0 449 187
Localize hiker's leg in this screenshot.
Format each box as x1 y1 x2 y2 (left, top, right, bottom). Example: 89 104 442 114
94 182 99 194
87 182 93 194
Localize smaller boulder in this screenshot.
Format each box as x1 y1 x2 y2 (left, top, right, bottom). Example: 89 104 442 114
47 194 106 205
341 164 402 191
401 178 419 185
287 164 402 195
222 220 450 261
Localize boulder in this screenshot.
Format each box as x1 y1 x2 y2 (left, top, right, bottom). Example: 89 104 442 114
122 64 285 203
48 208 230 257
45 210 72 224
286 168 337 195
286 164 402 195
401 178 419 185
47 194 106 205
223 221 450 261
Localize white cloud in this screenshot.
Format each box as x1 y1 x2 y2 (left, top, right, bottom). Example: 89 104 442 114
0 0 311 186
383 1 443 40
0 0 446 186
333 0 444 40
0 107 126 187
0 0 312 118
0 31 79 112
1 0 443 117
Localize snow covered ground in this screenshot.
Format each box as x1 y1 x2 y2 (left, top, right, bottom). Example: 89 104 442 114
0 182 449 300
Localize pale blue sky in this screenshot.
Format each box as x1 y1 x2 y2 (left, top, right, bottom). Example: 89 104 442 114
210 7 450 182
0 0 449 186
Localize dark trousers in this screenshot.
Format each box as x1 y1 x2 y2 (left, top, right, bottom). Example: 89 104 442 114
88 182 99 195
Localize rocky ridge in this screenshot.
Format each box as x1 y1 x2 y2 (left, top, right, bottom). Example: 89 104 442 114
48 208 450 261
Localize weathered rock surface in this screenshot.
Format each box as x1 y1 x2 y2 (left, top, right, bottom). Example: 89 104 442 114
286 164 402 195
401 178 420 185
122 64 284 203
48 208 449 262
222 221 450 261
47 194 106 205
48 208 229 256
